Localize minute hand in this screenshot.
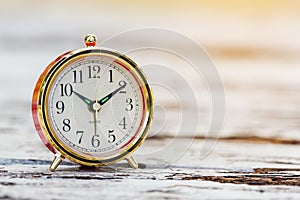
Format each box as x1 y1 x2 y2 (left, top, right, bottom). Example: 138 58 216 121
98 83 126 106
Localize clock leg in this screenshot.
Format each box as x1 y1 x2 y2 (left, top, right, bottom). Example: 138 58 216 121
50 153 64 172
126 156 138 169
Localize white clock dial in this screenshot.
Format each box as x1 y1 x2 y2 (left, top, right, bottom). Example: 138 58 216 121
47 56 146 157
33 35 153 171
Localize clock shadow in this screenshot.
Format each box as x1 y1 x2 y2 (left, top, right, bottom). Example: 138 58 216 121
56 162 146 172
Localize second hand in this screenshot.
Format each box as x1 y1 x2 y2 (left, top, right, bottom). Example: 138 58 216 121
93 73 101 136
92 101 101 136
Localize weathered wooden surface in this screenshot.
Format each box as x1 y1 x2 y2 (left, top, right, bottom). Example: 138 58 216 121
1 137 300 199
1 1 300 199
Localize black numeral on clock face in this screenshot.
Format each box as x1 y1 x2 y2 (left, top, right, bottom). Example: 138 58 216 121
76 130 84 144
73 70 83 83
125 98 133 111
60 84 73 97
62 118 71 132
108 130 116 143
119 117 127 130
88 65 100 78
91 135 100 148
56 101 65 114
109 69 113 83
118 81 126 94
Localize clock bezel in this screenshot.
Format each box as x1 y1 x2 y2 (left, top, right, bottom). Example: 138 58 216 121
32 48 153 166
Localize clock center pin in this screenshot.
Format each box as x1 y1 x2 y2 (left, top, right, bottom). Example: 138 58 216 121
93 102 101 111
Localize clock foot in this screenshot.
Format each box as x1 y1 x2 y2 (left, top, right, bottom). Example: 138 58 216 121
126 156 138 169
50 153 63 172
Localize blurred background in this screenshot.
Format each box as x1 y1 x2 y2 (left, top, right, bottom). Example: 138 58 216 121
0 0 300 157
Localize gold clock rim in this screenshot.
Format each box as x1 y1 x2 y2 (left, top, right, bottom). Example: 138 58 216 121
37 47 153 166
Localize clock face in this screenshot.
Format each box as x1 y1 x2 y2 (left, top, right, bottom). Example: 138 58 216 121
43 52 150 161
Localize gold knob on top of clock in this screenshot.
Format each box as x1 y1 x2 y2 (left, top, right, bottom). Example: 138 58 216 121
84 34 97 47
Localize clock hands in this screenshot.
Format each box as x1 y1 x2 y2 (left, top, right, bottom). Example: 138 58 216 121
73 91 94 110
73 90 100 135
93 110 98 136
92 102 102 136
73 82 126 136
73 82 126 111
93 86 100 136
98 82 127 106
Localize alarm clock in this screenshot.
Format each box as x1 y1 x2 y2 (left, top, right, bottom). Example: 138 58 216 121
32 34 153 171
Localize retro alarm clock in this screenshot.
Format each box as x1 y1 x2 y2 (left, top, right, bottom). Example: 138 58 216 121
32 34 153 171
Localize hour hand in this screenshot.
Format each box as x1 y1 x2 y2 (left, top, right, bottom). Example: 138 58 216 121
73 91 93 109
98 82 126 106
